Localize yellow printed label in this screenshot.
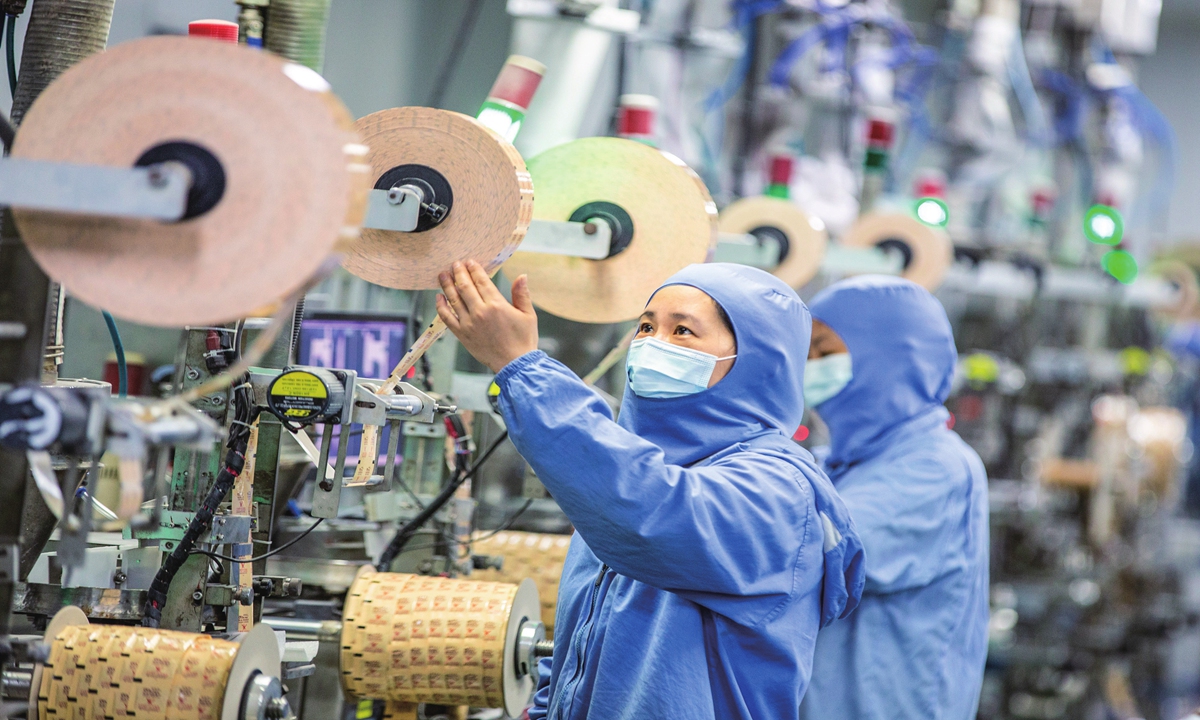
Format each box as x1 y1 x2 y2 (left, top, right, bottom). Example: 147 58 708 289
271 371 329 400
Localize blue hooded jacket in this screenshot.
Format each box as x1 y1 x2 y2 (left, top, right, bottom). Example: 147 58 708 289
798 276 990 720
494 263 865 720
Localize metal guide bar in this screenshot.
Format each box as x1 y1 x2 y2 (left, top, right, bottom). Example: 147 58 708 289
0 157 189 220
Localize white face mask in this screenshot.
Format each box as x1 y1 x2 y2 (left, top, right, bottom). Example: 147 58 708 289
804 353 853 408
626 337 737 398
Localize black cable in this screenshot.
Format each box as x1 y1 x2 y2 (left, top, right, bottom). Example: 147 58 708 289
388 499 537 558
471 498 535 544
0 107 12 153
0 14 16 154
426 0 483 108
189 517 323 563
142 378 258 627
4 14 14 97
375 429 508 571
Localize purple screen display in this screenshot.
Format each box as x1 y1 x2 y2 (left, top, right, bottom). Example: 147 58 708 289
297 316 411 464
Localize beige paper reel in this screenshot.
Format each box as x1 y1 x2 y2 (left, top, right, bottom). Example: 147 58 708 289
342 107 534 289
840 212 953 290
341 571 541 718
503 138 718 324
471 531 571 637
11 36 370 327
718 196 828 288
32 607 280 720
1151 261 1200 319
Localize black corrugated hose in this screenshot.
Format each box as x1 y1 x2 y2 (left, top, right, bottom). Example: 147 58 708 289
263 0 331 73
10 0 114 125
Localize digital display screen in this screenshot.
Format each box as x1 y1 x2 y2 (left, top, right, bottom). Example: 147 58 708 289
296 313 412 464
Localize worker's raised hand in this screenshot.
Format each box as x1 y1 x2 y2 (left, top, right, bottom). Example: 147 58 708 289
436 260 539 373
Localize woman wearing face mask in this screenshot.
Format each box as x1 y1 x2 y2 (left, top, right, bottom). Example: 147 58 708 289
435 259 864 720
797 275 989 720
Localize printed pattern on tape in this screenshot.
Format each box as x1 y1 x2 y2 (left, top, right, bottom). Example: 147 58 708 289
341 572 517 708
38 625 238 720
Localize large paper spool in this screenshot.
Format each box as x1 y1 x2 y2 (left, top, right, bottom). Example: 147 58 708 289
1152 261 1200 319
839 212 953 290
340 571 539 718
503 138 718 324
32 607 279 720
718 196 828 288
342 107 534 289
470 531 571 637
10 36 370 327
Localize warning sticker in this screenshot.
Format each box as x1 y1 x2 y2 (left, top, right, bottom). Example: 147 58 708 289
268 370 334 423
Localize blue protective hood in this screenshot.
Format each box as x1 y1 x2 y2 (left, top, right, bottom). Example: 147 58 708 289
618 263 809 467
809 275 957 472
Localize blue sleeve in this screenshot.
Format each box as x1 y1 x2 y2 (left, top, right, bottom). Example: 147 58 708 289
526 657 553 720
836 436 977 594
496 351 813 625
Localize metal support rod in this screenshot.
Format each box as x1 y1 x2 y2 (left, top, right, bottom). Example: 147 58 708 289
732 14 763 199
0 209 47 625
1 667 31 700
260 616 342 641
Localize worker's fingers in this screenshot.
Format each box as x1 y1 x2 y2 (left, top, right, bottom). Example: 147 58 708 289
438 271 463 314
511 274 535 315
451 261 485 313
435 294 461 331
466 260 506 304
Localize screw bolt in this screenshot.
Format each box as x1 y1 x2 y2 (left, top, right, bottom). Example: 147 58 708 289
192 590 204 604
147 166 168 188
264 697 291 720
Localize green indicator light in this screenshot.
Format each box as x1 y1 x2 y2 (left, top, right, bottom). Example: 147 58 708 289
764 183 790 199
915 197 949 227
864 148 888 170
1119 346 1151 376
1102 249 1138 284
1084 204 1123 245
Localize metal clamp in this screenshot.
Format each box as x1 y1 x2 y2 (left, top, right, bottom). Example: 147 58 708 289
520 219 613 259
363 186 423 232
514 619 546 681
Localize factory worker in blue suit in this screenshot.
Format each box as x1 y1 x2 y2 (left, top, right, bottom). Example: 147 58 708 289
436 259 864 720
797 275 990 720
